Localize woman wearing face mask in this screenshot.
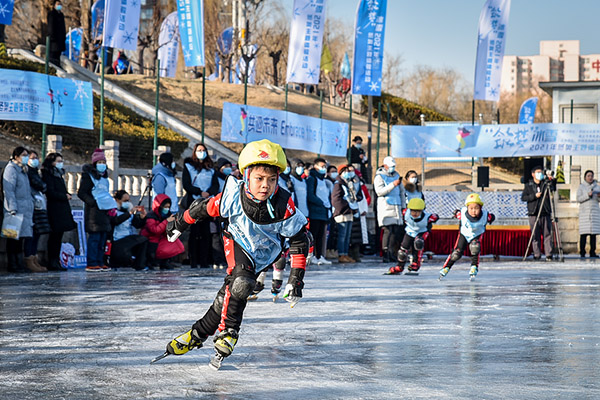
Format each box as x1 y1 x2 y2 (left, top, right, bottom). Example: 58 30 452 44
24 150 51 272
290 159 309 217
152 152 179 213
325 165 339 259
109 190 149 270
78 148 117 271
331 165 363 263
2 147 35 273
577 170 600 258
216 157 233 192
140 194 184 270
374 157 405 263
403 170 425 204
182 144 219 268
42 152 76 271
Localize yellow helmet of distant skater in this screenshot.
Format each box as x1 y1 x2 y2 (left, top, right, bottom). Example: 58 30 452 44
407 198 425 211
465 193 484 206
238 139 287 174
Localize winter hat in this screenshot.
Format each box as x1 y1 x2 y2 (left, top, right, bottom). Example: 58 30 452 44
383 156 396 168
217 157 232 169
91 148 106 164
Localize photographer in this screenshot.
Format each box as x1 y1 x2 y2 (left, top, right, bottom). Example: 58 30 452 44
521 165 555 261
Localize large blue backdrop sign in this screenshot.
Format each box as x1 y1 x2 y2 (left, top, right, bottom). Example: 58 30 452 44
392 123 600 158
221 102 348 157
0 69 93 130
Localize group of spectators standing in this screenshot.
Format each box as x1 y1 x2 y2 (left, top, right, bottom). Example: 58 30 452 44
2 141 599 273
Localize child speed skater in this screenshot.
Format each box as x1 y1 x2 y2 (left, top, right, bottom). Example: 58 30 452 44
439 193 495 281
152 139 313 369
386 198 438 275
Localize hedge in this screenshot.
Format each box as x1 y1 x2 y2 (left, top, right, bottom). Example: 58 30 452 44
363 92 454 125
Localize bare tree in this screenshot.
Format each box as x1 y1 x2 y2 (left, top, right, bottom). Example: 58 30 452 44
382 52 404 96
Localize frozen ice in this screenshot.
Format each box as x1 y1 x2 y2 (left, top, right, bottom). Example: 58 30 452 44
1 258 599 399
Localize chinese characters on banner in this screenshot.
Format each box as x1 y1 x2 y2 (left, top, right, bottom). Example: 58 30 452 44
0 0 15 25
177 0 205 67
391 123 600 158
474 0 511 102
221 102 348 157
352 0 387 95
286 0 327 84
102 0 141 51
158 12 180 78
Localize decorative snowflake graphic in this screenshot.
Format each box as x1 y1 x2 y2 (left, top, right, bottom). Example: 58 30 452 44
123 31 135 45
184 50 192 62
0 2 11 19
369 81 379 92
306 69 317 80
72 79 90 109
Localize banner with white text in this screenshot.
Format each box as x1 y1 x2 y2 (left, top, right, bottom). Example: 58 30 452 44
103 0 141 51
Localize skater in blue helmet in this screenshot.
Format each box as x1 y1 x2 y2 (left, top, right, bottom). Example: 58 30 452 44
386 198 438 275
151 139 312 369
439 193 495 280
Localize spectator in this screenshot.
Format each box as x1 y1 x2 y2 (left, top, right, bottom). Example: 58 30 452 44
215 157 233 192
350 170 370 263
152 152 178 213
24 150 50 272
140 194 184 270
47 0 66 66
403 170 424 204
3 147 35 273
41 152 76 271
182 143 219 268
521 165 555 261
278 160 294 194
306 158 332 265
325 165 339 259
110 190 149 270
349 136 368 181
577 170 600 258
374 156 405 263
77 148 116 271
290 158 309 217
332 165 362 263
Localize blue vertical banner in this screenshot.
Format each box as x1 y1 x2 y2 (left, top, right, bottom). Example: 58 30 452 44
63 28 83 62
351 0 387 95
158 12 179 78
103 0 141 51
91 0 105 42
177 0 205 67
286 0 327 84
0 0 14 25
518 96 538 124
474 0 511 102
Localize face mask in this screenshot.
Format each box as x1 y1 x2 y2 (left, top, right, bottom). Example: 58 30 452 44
171 162 176 170
28 159 39 168
409 177 418 184
355 143 362 149
283 166 291 175
342 171 355 180
56 162 64 170
96 163 107 173
348 171 356 179
160 207 170 216
20 155 29 165
295 166 304 176
330 172 338 180
196 151 207 160
121 201 133 211
317 167 327 174
222 167 232 176
535 172 544 181
388 166 395 174
56 5 62 11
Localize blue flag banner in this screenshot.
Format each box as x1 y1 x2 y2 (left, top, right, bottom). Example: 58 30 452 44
351 0 387 95
341 52 351 80
0 0 14 25
158 12 179 78
286 0 327 84
177 0 205 67
473 0 511 102
63 28 83 62
103 0 141 51
0 69 93 130
392 123 600 158
518 96 538 124
91 0 105 42
221 102 348 157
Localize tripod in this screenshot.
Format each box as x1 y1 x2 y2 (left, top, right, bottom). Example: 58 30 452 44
522 181 564 262
138 172 154 210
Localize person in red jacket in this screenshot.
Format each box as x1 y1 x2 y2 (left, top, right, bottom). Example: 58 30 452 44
140 194 184 270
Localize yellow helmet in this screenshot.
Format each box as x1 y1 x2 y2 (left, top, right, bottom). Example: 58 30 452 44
238 139 287 174
407 198 425 211
465 193 484 206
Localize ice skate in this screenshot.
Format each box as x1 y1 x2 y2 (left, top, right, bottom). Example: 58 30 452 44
151 329 206 364
384 265 404 275
271 279 283 302
248 272 266 301
405 262 420 276
469 265 478 280
439 266 451 280
209 328 238 370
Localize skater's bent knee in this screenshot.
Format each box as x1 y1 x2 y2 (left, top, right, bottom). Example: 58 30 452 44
450 249 463 262
469 240 481 255
230 276 256 299
414 237 425 250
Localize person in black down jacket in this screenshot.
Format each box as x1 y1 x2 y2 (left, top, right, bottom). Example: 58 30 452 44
24 151 50 272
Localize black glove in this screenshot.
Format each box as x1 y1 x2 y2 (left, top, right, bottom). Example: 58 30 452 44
167 198 211 242
283 267 305 308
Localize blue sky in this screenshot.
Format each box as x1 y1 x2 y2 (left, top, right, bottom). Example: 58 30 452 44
281 0 599 82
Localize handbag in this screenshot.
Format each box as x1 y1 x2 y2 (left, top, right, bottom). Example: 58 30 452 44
1 213 24 240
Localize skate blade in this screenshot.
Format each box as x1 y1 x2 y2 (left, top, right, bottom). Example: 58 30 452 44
404 271 419 276
209 354 224 370
150 351 169 364
247 294 259 301
469 275 476 281
272 294 279 302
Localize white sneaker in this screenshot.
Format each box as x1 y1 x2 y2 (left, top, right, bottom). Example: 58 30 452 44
318 256 332 265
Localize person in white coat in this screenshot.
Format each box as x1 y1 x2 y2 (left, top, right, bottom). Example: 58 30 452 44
577 170 600 258
374 157 405 263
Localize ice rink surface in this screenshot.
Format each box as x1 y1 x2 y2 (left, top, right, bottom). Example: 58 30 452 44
1 258 599 400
